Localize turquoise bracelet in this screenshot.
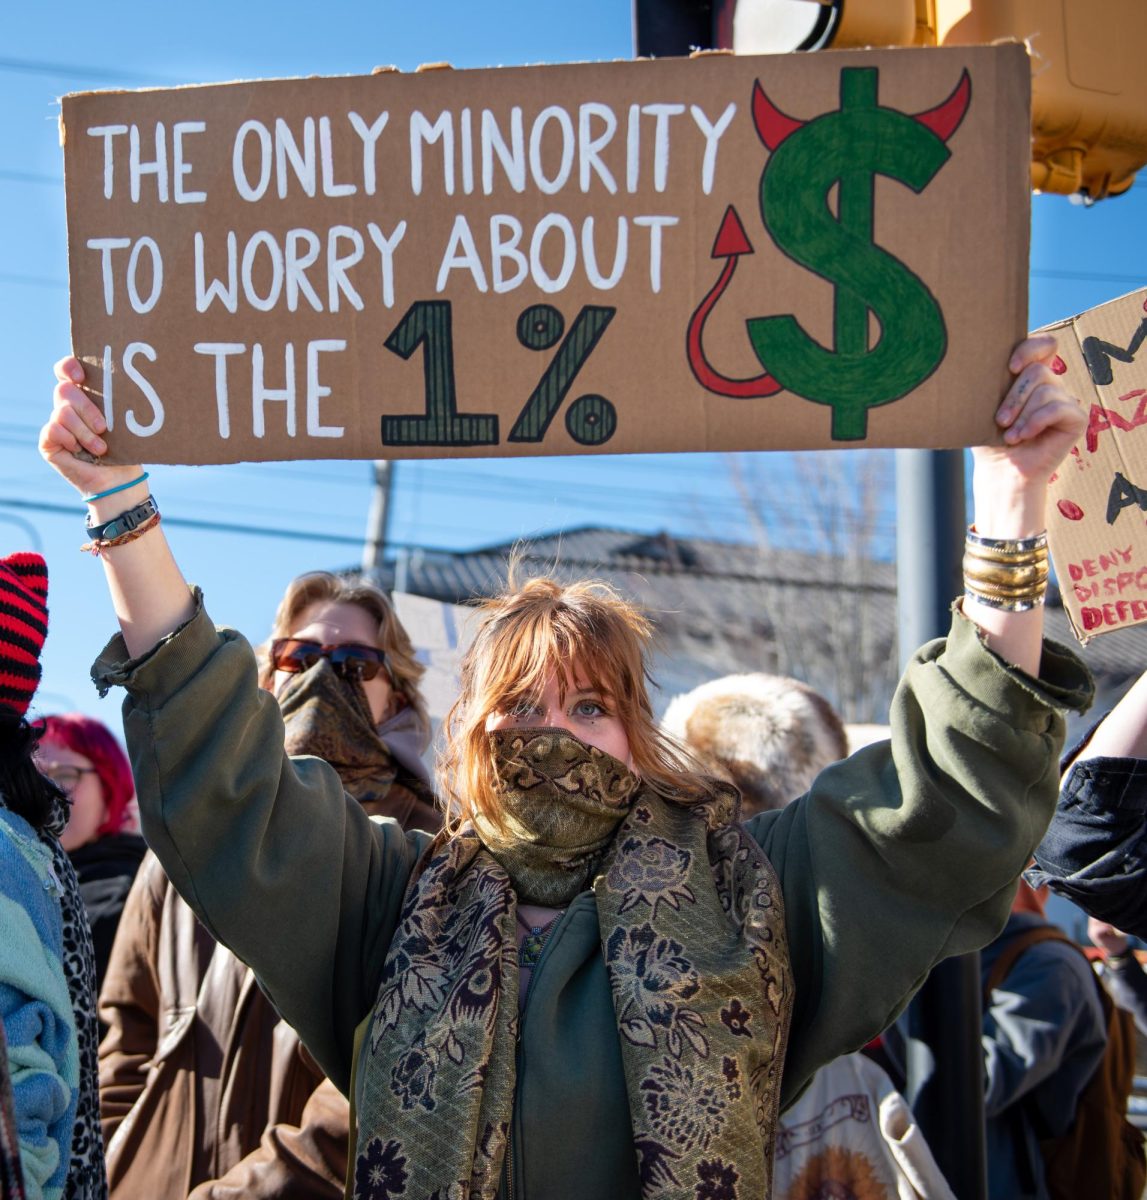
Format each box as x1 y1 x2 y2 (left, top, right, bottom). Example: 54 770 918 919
83 472 149 504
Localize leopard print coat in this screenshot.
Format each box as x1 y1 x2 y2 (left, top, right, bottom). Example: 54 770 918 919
43 811 107 1200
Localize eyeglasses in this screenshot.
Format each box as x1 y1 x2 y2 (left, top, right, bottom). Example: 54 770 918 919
40 765 99 792
269 638 392 683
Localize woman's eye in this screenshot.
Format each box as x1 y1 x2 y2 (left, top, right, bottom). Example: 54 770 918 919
574 699 605 718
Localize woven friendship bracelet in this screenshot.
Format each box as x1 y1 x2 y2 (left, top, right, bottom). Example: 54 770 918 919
81 512 162 557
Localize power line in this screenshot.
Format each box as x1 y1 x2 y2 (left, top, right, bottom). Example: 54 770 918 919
0 495 877 580
1032 267 1147 284
0 169 61 186
0 424 899 537
0 272 66 289
0 55 181 85
0 496 373 548
0 495 550 554
0 455 897 539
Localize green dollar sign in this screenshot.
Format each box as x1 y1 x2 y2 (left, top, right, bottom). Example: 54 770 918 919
747 68 952 441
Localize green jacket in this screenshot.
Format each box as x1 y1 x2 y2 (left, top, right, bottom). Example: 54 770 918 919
94 596 1092 1200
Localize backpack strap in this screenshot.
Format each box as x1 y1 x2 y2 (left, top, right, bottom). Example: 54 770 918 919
983 925 1075 1004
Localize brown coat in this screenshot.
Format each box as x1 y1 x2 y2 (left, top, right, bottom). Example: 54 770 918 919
98 852 348 1199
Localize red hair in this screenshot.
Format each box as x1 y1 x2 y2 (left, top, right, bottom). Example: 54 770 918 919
37 713 135 836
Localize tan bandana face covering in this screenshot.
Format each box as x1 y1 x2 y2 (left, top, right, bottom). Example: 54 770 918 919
356 729 794 1200
277 658 399 806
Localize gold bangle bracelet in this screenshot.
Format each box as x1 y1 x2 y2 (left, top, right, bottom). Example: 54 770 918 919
966 527 1048 555
961 559 1050 589
963 567 1048 593
963 577 1048 601
963 589 1046 613
963 546 1048 569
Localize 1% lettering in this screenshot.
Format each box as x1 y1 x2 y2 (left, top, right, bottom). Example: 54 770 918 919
381 300 617 449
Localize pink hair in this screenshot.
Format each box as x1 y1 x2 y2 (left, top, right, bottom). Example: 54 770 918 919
38 713 135 836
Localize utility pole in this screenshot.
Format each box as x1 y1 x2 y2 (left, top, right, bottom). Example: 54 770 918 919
362 460 393 575
896 447 988 1200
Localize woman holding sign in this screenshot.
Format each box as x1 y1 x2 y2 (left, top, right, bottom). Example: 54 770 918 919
41 335 1091 1200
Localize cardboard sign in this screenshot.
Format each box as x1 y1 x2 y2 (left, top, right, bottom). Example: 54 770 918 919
1043 288 1147 642
62 45 1031 465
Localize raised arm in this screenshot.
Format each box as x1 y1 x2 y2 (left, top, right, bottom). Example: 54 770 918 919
1071 670 1147 764
41 356 193 657
965 334 1086 677
1028 668 1147 932
40 355 427 1089
747 335 1092 1102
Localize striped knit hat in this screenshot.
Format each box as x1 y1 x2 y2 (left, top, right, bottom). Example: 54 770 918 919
0 552 48 719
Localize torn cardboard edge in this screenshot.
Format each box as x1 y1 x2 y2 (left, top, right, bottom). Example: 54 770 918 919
1042 285 1147 642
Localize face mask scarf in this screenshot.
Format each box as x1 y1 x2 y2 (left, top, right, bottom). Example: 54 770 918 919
354 728 794 1200
277 657 398 806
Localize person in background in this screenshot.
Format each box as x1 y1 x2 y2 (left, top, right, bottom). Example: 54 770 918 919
0 553 106 1200
1030 669 1147 934
1089 917 1147 1037
980 878 1108 1200
34 718 145 996
97 570 439 1200
259 571 438 829
661 670 848 817
665 672 955 1198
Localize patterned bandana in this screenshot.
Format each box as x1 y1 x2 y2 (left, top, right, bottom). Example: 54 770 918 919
278 658 401 807
356 729 793 1200
474 727 641 905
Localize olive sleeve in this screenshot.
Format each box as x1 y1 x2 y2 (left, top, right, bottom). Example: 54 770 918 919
92 592 431 1093
747 606 1093 1107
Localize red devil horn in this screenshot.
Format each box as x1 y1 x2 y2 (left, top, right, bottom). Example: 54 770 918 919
913 69 972 142
752 79 805 151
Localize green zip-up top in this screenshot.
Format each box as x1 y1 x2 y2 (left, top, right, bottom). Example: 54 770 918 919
93 594 1092 1200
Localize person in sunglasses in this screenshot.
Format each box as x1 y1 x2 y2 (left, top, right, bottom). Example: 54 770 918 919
262 570 439 832
95 571 438 1199
43 336 1094 1200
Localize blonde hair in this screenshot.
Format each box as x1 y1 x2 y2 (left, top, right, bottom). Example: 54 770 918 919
439 572 718 832
261 571 429 737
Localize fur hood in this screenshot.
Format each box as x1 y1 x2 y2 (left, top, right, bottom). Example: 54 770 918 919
663 673 848 816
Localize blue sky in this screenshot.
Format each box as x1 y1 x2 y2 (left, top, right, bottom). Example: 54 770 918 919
1 1 1145 721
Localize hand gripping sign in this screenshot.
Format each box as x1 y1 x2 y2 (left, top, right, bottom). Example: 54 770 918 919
61 45 1031 465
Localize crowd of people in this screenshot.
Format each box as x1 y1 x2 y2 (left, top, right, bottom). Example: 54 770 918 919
0 331 1143 1200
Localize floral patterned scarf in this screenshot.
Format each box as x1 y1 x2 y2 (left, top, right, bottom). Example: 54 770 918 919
354 729 793 1200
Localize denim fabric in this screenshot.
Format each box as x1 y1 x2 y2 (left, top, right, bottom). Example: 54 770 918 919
1028 756 1147 936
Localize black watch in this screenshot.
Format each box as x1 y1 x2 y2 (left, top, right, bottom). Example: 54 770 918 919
85 496 159 541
